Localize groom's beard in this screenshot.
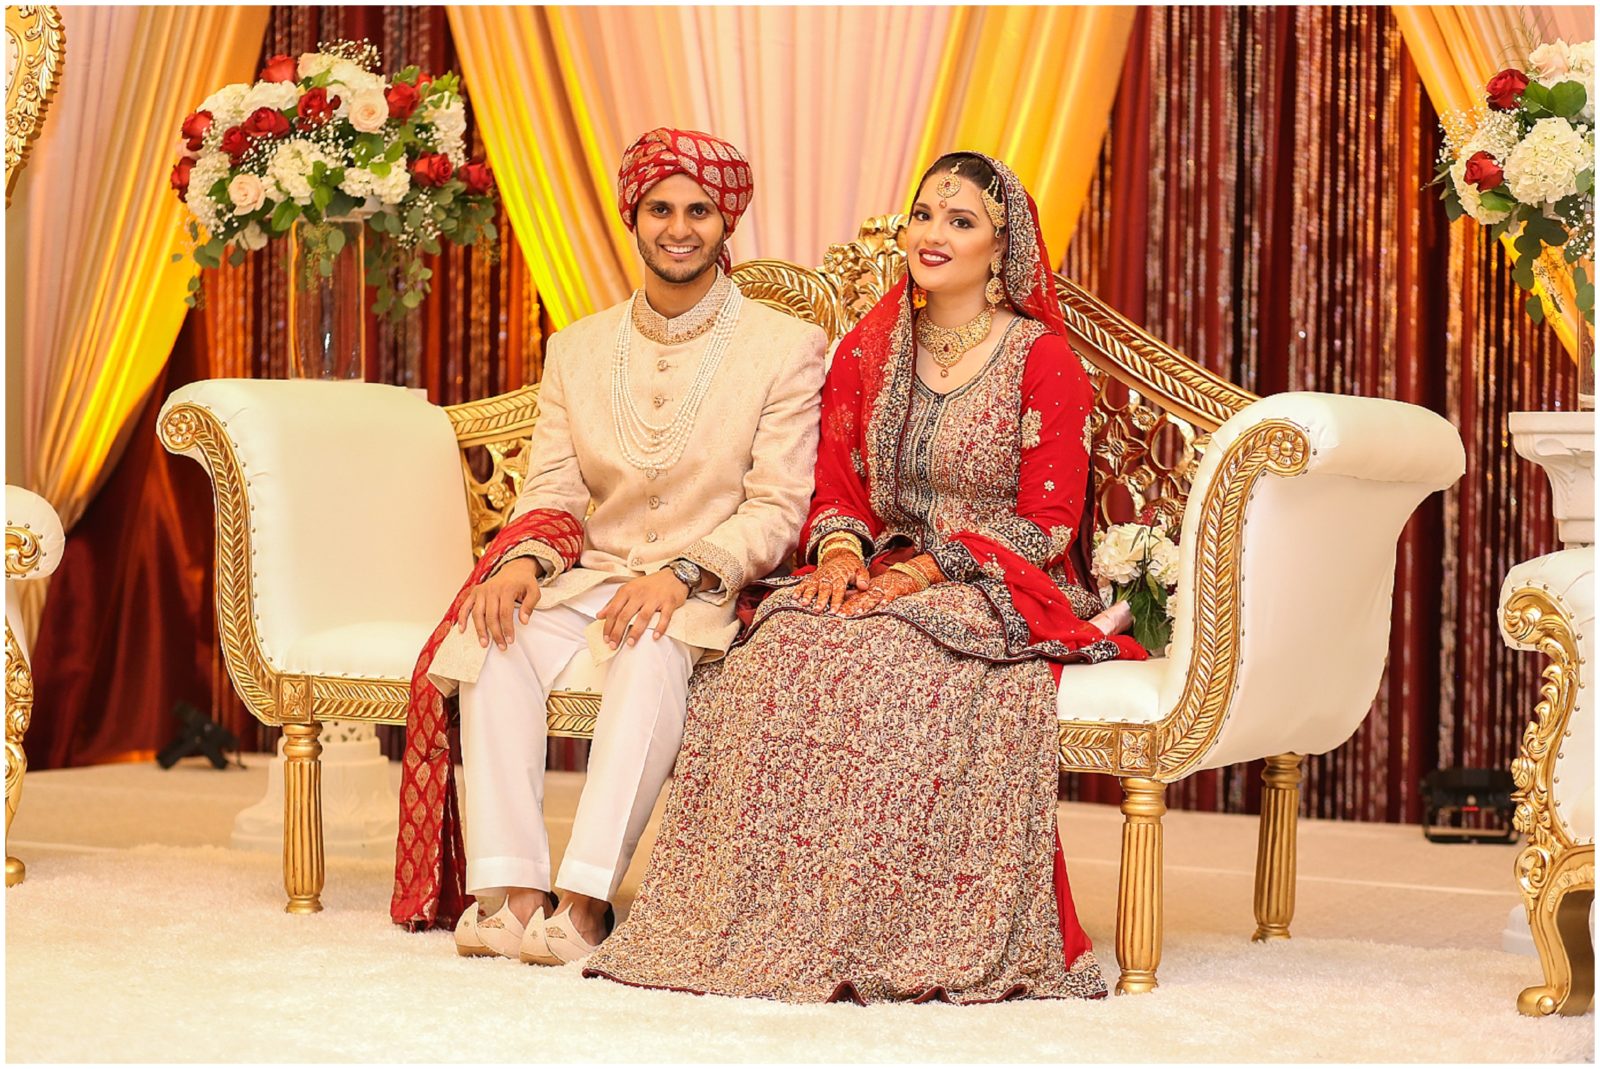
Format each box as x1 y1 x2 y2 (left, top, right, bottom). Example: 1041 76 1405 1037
637 232 725 286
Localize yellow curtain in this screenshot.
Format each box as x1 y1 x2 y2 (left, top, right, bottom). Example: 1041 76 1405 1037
907 6 1138 260
1392 5 1589 357
447 6 1135 325
5 6 270 530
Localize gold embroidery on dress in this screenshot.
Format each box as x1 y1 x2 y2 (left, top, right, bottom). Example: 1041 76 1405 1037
631 270 734 345
1021 408 1043 450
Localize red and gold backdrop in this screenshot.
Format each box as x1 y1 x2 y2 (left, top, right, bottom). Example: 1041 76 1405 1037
25 6 1581 825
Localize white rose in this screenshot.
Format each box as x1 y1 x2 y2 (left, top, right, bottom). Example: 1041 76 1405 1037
227 172 268 215
1450 157 1511 225
234 221 269 251
297 52 336 81
1091 524 1146 586
1529 40 1572 82
243 80 300 116
265 138 332 206
348 89 390 133
198 83 251 129
1149 540 1181 587
372 166 412 205
1503 117 1588 205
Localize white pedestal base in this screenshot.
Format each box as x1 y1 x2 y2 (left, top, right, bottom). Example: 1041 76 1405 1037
231 721 398 859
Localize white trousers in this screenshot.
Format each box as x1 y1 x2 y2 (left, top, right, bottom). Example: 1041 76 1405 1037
459 582 697 902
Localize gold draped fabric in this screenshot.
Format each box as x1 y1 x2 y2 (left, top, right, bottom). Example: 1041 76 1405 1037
4 6 270 529
908 6 1137 258
1392 4 1592 358
445 6 1134 327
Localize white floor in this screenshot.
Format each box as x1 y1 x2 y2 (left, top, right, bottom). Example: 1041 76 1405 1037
4 759 1593 1063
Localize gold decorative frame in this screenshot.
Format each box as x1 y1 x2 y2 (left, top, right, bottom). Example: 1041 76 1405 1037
1504 585 1595 1017
5 5 64 205
5 518 46 886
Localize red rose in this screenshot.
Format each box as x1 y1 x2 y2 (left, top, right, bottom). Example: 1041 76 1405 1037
181 110 213 152
411 152 453 187
459 160 494 195
1463 150 1505 192
385 81 421 121
170 157 195 201
220 125 250 164
415 72 434 94
243 106 291 139
1486 67 1530 110
259 54 297 83
296 87 339 127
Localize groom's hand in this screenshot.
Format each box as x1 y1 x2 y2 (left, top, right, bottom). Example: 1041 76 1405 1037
598 569 690 649
456 557 541 651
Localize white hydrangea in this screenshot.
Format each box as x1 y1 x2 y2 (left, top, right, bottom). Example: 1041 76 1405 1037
427 100 468 165
242 80 300 116
372 165 412 205
1092 523 1168 586
328 59 383 95
266 138 333 206
1503 117 1589 205
297 52 336 81
339 167 378 199
1149 540 1181 587
198 82 251 129
186 150 233 220
1450 157 1512 224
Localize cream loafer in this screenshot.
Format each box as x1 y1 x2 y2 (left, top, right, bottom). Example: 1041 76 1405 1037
527 904 615 966
471 899 528 960
454 905 496 958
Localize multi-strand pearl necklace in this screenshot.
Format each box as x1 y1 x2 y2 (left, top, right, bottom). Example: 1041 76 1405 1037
610 284 743 476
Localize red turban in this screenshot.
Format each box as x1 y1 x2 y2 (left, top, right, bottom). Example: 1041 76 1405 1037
617 128 753 270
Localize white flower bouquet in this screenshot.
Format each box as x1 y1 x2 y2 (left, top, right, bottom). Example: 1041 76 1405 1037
1091 522 1179 654
1432 38 1595 328
170 40 500 322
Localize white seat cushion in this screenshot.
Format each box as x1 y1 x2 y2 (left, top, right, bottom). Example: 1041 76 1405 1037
280 620 437 680
1055 657 1169 724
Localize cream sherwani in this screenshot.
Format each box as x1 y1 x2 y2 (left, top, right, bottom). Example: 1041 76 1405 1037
433 274 827 901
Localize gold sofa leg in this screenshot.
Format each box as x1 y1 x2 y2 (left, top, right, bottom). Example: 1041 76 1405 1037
282 721 325 914
1518 844 1595 1016
1115 776 1167 994
5 622 34 887
1252 752 1302 941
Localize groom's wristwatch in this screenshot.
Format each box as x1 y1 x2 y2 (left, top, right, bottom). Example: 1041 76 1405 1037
667 558 703 592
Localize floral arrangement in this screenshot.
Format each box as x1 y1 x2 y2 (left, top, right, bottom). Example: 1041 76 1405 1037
1434 38 1595 328
1091 522 1180 654
170 41 500 322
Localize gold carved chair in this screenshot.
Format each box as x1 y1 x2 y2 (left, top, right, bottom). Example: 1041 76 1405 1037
163 218 1465 1002
5 4 64 887
1501 547 1594 1016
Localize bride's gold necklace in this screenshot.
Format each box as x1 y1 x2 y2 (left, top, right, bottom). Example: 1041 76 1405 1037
915 307 993 377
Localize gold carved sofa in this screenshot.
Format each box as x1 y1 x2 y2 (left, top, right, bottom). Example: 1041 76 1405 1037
161 216 1465 993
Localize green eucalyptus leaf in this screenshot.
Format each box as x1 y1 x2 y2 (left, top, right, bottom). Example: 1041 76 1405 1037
1527 294 1546 323
1478 188 1516 213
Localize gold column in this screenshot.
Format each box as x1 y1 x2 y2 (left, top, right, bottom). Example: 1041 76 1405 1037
281 721 324 914
1252 752 1303 941
1115 776 1167 994
5 622 34 887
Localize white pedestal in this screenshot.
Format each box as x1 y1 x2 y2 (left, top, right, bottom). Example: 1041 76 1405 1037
1509 411 1595 547
231 721 398 858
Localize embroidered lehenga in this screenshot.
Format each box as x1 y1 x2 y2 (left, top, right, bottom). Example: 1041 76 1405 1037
583 157 1144 1003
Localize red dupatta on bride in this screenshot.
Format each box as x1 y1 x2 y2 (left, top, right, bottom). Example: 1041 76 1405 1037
390 509 584 930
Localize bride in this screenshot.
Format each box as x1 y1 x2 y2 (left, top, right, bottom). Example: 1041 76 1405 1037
582 152 1145 1003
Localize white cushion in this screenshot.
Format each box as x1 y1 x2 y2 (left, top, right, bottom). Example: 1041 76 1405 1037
1055 657 1168 723
1502 546 1594 845
161 380 474 681
5 485 65 581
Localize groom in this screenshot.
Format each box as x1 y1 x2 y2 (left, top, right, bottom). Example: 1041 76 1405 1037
402 128 826 964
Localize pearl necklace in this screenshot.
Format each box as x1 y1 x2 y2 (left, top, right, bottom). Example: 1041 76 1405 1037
915 307 993 376
611 284 743 476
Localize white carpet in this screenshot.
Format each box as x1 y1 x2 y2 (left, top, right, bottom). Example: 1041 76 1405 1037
5 763 1594 1063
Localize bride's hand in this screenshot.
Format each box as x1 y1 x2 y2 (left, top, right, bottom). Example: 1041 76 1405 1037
794 550 870 613
837 569 922 617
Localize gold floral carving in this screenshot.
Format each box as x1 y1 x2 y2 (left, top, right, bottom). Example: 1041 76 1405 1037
547 690 600 739
5 621 33 886
6 523 42 578
1502 585 1594 1016
4 6 64 205
445 386 542 557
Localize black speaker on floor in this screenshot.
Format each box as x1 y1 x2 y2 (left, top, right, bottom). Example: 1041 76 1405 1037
1420 767 1518 843
156 702 240 770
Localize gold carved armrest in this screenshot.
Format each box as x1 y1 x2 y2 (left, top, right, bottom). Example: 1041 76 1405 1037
5 6 64 205
445 385 542 556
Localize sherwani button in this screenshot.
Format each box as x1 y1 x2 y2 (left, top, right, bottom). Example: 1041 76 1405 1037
653 395 668 409
647 531 659 542
649 496 661 509
657 359 670 371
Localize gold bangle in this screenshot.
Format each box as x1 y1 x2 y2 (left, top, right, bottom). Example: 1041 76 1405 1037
818 532 864 562
887 561 930 592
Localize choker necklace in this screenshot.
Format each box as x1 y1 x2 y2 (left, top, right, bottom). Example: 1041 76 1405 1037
915 307 993 376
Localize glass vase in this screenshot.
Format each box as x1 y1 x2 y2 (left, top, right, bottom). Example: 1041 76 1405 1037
287 218 367 380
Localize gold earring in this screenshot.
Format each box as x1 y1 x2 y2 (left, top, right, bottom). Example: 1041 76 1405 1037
985 256 1005 307
912 284 928 309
